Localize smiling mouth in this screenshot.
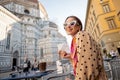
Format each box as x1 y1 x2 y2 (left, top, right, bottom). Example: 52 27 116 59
68 28 73 31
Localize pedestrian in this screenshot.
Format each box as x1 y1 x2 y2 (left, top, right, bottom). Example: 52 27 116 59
27 60 31 72
33 59 38 71
23 58 30 73
110 49 117 59
58 16 108 80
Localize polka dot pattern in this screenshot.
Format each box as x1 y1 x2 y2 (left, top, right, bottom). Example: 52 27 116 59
74 31 108 80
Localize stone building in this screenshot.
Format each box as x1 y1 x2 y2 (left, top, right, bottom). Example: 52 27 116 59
0 5 21 72
85 0 120 55
0 0 67 72
38 21 66 63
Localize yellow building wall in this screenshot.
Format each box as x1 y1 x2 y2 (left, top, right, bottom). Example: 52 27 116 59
112 0 120 14
85 0 120 55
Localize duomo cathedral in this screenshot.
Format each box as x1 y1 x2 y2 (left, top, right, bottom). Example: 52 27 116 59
0 0 67 72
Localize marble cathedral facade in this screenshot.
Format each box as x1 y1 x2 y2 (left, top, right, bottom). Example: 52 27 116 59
0 0 67 72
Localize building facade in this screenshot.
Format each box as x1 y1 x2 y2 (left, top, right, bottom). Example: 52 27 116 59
38 21 66 63
0 5 21 72
0 0 67 72
85 0 120 56
112 0 120 18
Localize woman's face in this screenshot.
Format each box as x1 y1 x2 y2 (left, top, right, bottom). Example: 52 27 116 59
64 17 80 37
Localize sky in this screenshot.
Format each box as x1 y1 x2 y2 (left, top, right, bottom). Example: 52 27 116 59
39 0 88 46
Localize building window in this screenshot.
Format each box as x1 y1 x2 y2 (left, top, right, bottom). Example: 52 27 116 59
106 18 116 29
28 18 30 21
117 12 120 20
100 0 103 3
6 33 11 49
103 4 110 13
0 42 4 53
24 9 30 14
40 48 43 58
93 10 96 20
44 35 47 38
96 24 101 36
91 17 94 25
52 34 55 37
49 31 51 35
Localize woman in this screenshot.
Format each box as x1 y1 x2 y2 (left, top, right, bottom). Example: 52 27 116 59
23 58 29 73
59 16 108 80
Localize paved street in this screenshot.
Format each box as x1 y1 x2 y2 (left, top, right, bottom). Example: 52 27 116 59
0 71 14 78
1 59 120 80
0 64 56 79
0 61 111 80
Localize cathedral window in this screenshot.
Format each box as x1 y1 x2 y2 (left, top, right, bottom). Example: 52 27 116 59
52 34 55 37
28 18 30 21
44 34 47 38
24 9 30 14
6 33 11 50
40 48 43 58
118 12 120 20
49 31 51 34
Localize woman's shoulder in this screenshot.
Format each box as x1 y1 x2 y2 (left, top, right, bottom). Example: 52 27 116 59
76 30 90 37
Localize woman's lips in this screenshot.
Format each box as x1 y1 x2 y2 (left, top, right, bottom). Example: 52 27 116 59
68 28 73 32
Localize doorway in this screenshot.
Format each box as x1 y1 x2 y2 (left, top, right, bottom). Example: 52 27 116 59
12 50 19 70
117 48 120 55
12 58 17 70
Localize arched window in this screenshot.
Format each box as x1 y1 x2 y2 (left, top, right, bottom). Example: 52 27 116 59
24 9 30 14
40 48 43 58
6 33 11 49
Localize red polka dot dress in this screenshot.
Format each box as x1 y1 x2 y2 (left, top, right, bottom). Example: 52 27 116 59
72 31 108 80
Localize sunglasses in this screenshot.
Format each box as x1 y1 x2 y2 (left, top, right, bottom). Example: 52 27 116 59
63 20 79 29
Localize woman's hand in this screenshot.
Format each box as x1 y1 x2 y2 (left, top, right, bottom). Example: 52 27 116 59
59 50 71 59
59 50 67 58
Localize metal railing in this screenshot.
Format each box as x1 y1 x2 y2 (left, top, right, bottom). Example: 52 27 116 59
104 58 120 80
109 59 120 80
